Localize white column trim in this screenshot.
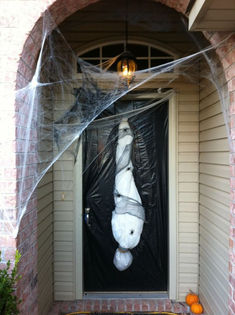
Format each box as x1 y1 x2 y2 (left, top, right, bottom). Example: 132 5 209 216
168 93 178 300
74 140 83 299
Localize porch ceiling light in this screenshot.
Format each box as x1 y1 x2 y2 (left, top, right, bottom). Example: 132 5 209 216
117 51 137 85
117 0 137 86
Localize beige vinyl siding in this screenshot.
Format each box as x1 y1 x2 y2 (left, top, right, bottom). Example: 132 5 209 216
53 154 76 300
199 77 230 315
53 80 200 301
53 85 77 300
37 169 54 315
37 77 56 313
178 86 199 301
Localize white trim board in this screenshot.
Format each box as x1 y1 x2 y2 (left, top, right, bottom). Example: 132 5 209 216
168 93 178 300
74 139 83 299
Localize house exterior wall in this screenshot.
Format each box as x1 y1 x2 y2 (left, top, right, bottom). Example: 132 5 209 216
1 0 235 314
199 74 230 314
52 86 76 301
206 32 235 315
178 84 200 300
53 152 76 301
37 170 54 315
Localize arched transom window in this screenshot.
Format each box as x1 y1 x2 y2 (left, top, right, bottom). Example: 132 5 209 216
78 41 176 72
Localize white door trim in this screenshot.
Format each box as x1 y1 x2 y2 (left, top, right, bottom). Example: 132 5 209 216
168 93 178 300
74 139 83 299
74 93 178 299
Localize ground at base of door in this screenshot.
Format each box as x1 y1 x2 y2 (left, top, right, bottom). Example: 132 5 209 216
48 300 193 315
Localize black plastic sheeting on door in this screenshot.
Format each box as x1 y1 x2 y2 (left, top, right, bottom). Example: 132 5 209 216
83 100 168 291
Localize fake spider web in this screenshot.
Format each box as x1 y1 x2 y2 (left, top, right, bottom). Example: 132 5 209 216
1 6 231 239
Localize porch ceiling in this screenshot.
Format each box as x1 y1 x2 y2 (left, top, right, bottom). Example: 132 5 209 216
59 0 206 57
188 0 235 31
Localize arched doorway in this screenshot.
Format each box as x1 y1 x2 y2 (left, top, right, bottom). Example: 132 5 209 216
37 1 230 314
1 0 232 314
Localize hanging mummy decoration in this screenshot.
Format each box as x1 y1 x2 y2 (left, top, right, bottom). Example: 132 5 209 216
111 118 145 271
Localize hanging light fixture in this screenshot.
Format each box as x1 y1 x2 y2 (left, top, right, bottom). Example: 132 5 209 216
117 51 137 84
117 0 137 85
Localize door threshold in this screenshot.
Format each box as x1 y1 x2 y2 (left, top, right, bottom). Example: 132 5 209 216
83 291 168 299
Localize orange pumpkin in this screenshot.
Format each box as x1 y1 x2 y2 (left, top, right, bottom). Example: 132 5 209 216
185 292 199 306
191 302 203 314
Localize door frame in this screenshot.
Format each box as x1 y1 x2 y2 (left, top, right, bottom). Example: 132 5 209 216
74 92 178 300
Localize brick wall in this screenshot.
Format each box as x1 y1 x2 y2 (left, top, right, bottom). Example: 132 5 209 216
0 0 234 314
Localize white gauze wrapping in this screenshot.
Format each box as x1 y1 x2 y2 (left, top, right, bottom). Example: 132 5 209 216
111 118 145 271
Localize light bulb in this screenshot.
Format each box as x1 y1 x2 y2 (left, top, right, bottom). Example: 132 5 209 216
122 65 129 77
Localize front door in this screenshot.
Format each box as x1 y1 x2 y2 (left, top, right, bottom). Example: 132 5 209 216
82 99 168 292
